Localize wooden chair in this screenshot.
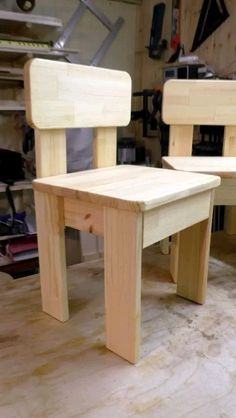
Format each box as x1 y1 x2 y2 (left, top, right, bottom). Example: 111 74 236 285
162 79 236 282
24 59 220 363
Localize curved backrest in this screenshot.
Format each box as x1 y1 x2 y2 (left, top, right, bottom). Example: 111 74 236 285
24 59 132 178
162 79 236 157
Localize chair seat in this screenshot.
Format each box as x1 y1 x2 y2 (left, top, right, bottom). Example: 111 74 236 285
33 165 220 212
162 156 236 178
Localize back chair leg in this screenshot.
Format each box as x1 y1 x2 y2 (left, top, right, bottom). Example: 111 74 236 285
35 191 69 322
170 233 179 283
175 193 214 304
104 208 142 364
160 237 170 255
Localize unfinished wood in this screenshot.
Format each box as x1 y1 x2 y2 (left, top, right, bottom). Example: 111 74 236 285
223 126 236 157
168 125 193 156
104 207 142 363
214 179 236 206
176 192 214 304
160 238 169 255
223 127 236 234
24 59 131 130
225 207 236 235
161 123 193 267
93 127 117 168
35 129 67 178
143 191 212 248
163 80 236 126
0 100 24 111
34 191 68 322
64 198 103 236
0 10 62 28
33 165 220 213
162 156 236 178
163 157 236 206
0 179 32 192
181 0 236 77
170 233 179 284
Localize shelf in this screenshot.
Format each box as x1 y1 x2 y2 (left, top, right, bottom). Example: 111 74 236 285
0 233 25 241
0 10 62 39
0 179 32 192
0 66 23 81
0 100 25 112
0 39 79 61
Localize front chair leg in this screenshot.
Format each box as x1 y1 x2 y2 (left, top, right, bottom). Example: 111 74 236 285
104 208 142 364
35 191 69 322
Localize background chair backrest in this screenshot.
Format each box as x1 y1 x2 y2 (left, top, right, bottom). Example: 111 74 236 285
24 59 132 177
162 79 236 157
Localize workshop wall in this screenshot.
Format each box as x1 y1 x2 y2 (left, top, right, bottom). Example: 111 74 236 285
134 0 173 91
0 0 138 150
181 0 236 78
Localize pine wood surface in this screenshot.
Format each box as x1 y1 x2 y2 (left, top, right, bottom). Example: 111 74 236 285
33 165 220 212
163 79 236 126
162 156 236 178
24 58 132 129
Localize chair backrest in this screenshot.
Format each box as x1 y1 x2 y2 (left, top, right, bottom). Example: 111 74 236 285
162 79 236 157
24 58 132 177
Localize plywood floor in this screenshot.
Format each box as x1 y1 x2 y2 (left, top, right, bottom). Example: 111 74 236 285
1 232 236 418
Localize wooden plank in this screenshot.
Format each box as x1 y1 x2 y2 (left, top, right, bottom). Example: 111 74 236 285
34 191 68 322
181 0 236 77
143 191 212 248
162 156 236 177
223 126 236 157
163 80 236 126
214 179 236 206
223 126 236 234
0 180 32 193
35 129 66 178
24 59 131 129
33 165 220 212
0 10 62 27
104 207 142 363
0 100 24 111
160 238 169 255
93 127 117 168
176 192 215 304
170 233 179 284
168 125 193 156
64 198 104 236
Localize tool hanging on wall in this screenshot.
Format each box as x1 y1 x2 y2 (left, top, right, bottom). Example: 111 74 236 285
191 0 229 52
147 3 167 60
131 89 162 137
54 0 124 66
171 0 180 50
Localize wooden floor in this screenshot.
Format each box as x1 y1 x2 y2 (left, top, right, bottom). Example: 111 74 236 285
1 232 236 418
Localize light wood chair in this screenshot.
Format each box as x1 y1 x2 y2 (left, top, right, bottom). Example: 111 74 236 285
162 79 236 282
24 59 220 363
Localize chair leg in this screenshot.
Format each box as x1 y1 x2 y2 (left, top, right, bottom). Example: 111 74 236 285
35 191 69 322
160 237 170 255
104 208 142 364
175 194 214 304
224 207 236 235
170 233 179 284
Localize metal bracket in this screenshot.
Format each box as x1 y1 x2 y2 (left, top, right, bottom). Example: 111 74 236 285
54 0 124 66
